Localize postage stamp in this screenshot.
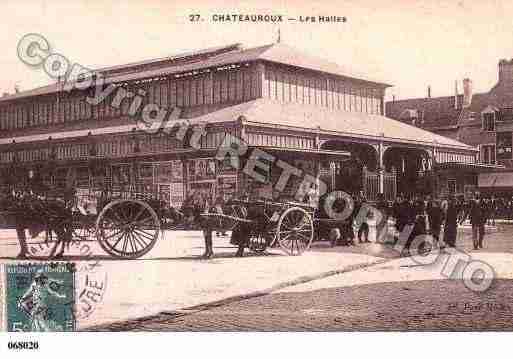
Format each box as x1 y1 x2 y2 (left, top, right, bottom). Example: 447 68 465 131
4 263 76 332
0 265 4 331
25 240 108 323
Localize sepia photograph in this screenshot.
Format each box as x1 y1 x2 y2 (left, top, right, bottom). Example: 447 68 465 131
0 0 513 356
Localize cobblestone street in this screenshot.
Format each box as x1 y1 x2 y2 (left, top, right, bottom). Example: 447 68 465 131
78 224 513 331
94 279 513 331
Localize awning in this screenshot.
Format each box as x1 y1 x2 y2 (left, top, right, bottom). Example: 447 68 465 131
479 172 513 188
252 146 350 160
435 162 506 173
1 99 477 154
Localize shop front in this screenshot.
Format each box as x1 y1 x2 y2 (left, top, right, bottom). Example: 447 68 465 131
435 162 505 198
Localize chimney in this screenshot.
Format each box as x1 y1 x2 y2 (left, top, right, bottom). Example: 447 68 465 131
454 80 459 109
427 86 431 98
462 78 472 108
498 59 513 83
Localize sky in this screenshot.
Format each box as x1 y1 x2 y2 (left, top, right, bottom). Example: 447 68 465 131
1 0 513 101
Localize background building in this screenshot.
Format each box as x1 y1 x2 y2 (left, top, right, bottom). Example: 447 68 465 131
387 60 513 196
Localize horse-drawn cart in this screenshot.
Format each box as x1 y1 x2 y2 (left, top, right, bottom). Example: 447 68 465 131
200 199 315 256
2 169 348 259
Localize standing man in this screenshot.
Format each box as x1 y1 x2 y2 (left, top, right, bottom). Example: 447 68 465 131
354 192 370 243
466 194 488 250
375 193 389 242
392 194 403 244
427 198 443 247
400 195 416 255
443 195 459 248
489 195 497 226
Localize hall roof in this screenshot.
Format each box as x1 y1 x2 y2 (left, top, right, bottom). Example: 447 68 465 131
0 42 390 103
188 99 476 151
0 99 477 153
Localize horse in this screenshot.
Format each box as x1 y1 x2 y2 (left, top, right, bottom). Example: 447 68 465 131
177 192 255 258
0 190 74 259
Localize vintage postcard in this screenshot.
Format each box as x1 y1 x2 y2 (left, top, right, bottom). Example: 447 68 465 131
0 0 513 348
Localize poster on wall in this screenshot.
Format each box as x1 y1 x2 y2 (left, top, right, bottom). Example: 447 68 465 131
189 181 215 202
157 160 183 183
112 164 131 185
139 163 154 181
497 132 512 160
188 159 216 181
218 157 237 175
158 184 171 206
170 182 185 207
218 176 237 200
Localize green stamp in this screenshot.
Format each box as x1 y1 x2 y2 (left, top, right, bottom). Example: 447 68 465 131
5 263 75 332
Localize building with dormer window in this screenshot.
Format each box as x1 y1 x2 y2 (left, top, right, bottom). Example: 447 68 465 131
387 60 513 195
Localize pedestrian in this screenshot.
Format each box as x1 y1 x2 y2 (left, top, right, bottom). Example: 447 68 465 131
427 199 443 247
402 195 417 255
354 192 370 243
489 195 497 226
442 195 459 248
392 194 403 243
192 191 214 259
397 195 414 243
214 193 227 237
465 195 488 250
375 193 389 242
509 197 513 220
330 192 354 246
408 195 429 254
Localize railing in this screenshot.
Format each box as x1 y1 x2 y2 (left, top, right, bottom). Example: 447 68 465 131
362 167 397 202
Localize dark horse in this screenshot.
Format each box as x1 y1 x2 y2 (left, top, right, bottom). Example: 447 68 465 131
179 192 250 259
0 190 74 259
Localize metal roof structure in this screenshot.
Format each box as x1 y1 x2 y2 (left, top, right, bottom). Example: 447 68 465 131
0 42 390 103
1 98 477 152
191 99 476 151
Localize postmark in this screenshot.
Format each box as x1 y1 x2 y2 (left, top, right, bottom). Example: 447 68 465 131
25 238 108 322
5 262 76 332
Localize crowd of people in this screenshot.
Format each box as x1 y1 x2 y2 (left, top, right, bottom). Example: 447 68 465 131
478 195 513 222
328 191 494 253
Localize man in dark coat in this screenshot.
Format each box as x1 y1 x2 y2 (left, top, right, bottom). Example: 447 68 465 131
443 195 460 248
354 192 369 243
392 194 403 243
401 195 417 255
466 195 488 249
426 199 443 246
375 193 389 242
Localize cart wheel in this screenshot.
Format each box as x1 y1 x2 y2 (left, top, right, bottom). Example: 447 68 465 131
277 207 314 256
96 199 160 259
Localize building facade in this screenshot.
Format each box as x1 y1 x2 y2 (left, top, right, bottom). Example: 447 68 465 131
0 42 477 204
387 60 513 196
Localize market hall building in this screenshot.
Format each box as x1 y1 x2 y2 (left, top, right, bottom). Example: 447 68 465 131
0 42 477 206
